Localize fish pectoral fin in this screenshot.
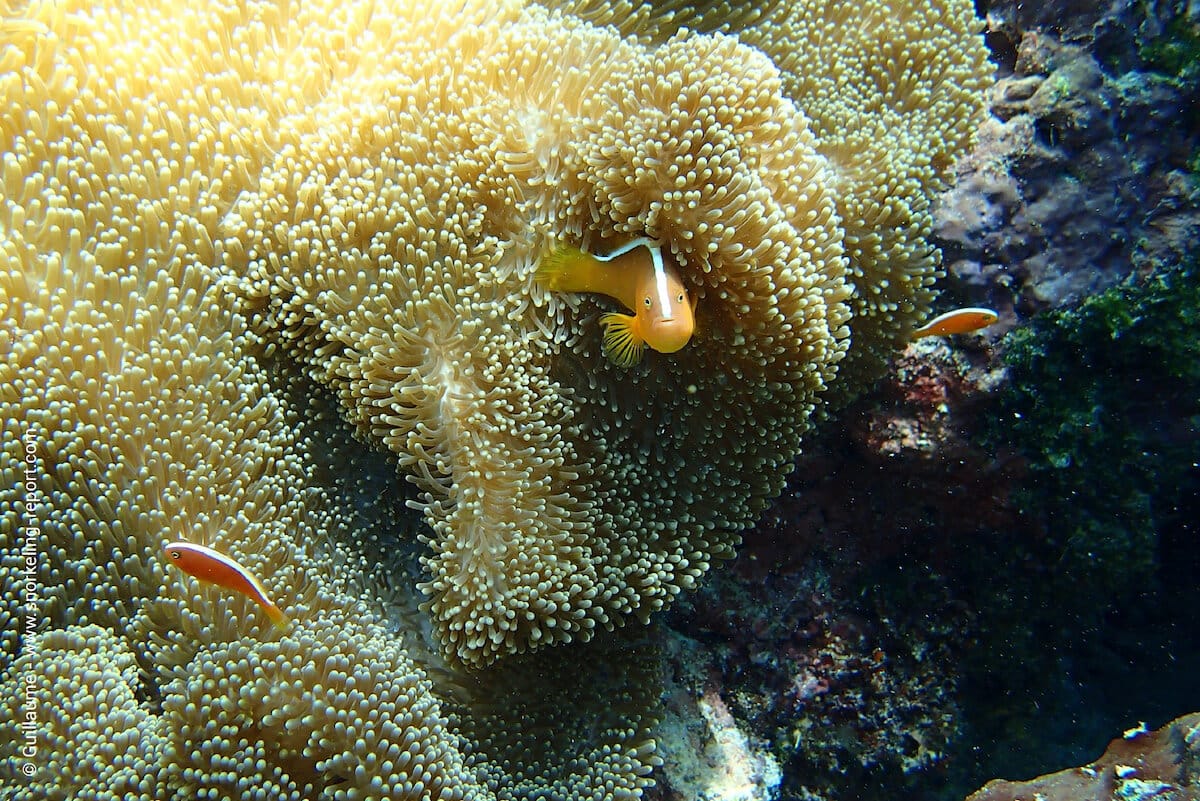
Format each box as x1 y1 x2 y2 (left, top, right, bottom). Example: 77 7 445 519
599 313 645 368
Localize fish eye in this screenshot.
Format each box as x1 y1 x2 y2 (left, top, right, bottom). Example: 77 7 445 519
170 551 180 560
643 297 652 307
677 293 685 303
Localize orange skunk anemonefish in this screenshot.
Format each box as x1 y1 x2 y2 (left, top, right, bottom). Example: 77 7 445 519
910 307 999 339
536 237 696 367
164 541 290 628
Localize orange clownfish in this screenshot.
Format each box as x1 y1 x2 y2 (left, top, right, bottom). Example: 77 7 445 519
911 307 999 339
164 541 290 628
536 237 695 367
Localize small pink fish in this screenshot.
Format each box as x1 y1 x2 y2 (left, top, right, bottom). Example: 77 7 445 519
911 307 998 338
165 541 290 628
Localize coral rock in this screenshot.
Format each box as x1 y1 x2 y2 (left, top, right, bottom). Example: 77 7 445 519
965 713 1200 801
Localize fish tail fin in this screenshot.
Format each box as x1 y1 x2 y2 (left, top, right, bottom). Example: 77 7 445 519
535 244 590 291
600 313 645 367
264 603 291 630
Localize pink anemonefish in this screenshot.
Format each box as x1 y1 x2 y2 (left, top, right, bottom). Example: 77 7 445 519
536 237 695 367
910 307 999 339
164 541 290 628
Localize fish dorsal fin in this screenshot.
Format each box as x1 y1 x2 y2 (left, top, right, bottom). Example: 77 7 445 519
593 236 663 263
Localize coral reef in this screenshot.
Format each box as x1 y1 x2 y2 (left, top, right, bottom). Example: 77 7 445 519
653 632 784 801
657 504 980 801
5 0 1194 797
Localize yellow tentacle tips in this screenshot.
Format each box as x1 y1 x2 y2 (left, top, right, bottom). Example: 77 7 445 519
600 313 645 367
